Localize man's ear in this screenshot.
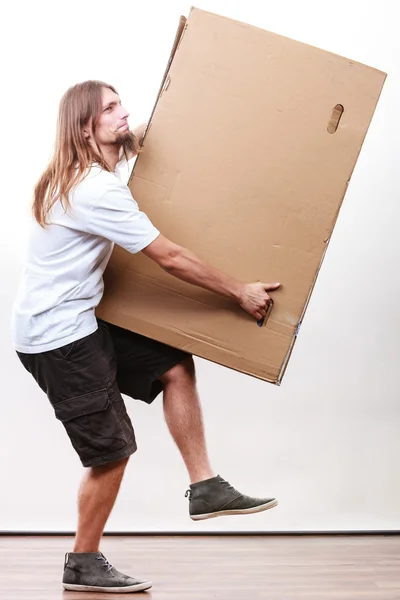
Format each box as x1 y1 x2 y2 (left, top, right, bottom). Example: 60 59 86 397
83 118 93 139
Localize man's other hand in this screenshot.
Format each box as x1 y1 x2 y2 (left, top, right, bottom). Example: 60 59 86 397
237 282 281 320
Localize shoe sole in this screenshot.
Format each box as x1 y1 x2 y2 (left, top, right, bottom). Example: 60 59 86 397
63 581 152 593
190 499 278 521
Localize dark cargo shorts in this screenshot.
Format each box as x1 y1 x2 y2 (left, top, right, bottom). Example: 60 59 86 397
17 319 190 468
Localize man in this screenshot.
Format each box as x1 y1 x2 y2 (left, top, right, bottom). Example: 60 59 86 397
11 80 281 594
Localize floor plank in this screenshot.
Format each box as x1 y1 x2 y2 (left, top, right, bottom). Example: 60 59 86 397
1 535 399 599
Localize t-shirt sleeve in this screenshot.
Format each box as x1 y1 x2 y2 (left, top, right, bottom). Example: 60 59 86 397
85 180 160 253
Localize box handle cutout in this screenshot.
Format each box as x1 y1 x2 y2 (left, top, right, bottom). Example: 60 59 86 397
257 298 274 328
327 104 344 134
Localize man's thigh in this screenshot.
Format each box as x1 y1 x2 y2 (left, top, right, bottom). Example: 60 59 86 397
17 326 137 467
98 319 191 405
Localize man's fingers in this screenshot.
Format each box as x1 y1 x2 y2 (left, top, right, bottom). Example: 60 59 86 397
263 282 281 291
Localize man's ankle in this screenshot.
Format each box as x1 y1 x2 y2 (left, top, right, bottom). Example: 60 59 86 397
189 471 216 485
73 545 100 553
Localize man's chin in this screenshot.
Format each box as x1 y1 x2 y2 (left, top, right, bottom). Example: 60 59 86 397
115 129 133 145
112 129 140 158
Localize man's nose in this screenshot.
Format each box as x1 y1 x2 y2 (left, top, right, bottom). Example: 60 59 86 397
120 105 129 120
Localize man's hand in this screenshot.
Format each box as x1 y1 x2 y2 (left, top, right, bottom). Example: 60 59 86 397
131 122 147 147
237 282 281 320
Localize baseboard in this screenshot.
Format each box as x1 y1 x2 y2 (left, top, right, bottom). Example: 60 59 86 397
1 530 399 536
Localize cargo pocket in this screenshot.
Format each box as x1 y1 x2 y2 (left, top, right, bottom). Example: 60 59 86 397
53 340 77 360
53 389 127 463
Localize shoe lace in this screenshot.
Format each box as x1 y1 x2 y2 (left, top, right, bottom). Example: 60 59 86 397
220 479 234 489
96 556 114 572
185 489 192 500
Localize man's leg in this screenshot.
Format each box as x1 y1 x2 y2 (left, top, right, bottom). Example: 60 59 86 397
159 357 215 484
63 455 152 593
73 456 129 552
159 356 277 521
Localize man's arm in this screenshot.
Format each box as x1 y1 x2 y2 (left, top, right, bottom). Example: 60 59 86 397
142 235 280 320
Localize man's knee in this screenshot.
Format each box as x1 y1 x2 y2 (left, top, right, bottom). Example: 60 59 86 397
91 455 130 474
160 356 195 385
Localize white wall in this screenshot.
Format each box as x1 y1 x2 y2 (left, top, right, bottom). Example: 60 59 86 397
1 0 399 532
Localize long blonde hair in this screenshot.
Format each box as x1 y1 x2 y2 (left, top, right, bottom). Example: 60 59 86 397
33 80 139 226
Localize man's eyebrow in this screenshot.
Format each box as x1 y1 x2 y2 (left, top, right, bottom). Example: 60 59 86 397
102 100 119 109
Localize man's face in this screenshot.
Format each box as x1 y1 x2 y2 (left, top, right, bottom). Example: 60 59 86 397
88 86 130 147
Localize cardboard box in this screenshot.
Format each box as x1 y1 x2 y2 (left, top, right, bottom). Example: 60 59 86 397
96 8 386 384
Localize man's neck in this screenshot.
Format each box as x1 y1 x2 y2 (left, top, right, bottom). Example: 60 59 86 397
101 146 121 172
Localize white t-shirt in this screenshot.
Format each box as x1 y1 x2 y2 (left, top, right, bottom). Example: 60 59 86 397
11 161 160 353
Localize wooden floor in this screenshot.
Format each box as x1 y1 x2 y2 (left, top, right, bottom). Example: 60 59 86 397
1 535 400 599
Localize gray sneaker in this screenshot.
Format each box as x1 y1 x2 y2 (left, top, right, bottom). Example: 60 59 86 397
62 552 152 593
185 475 278 521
